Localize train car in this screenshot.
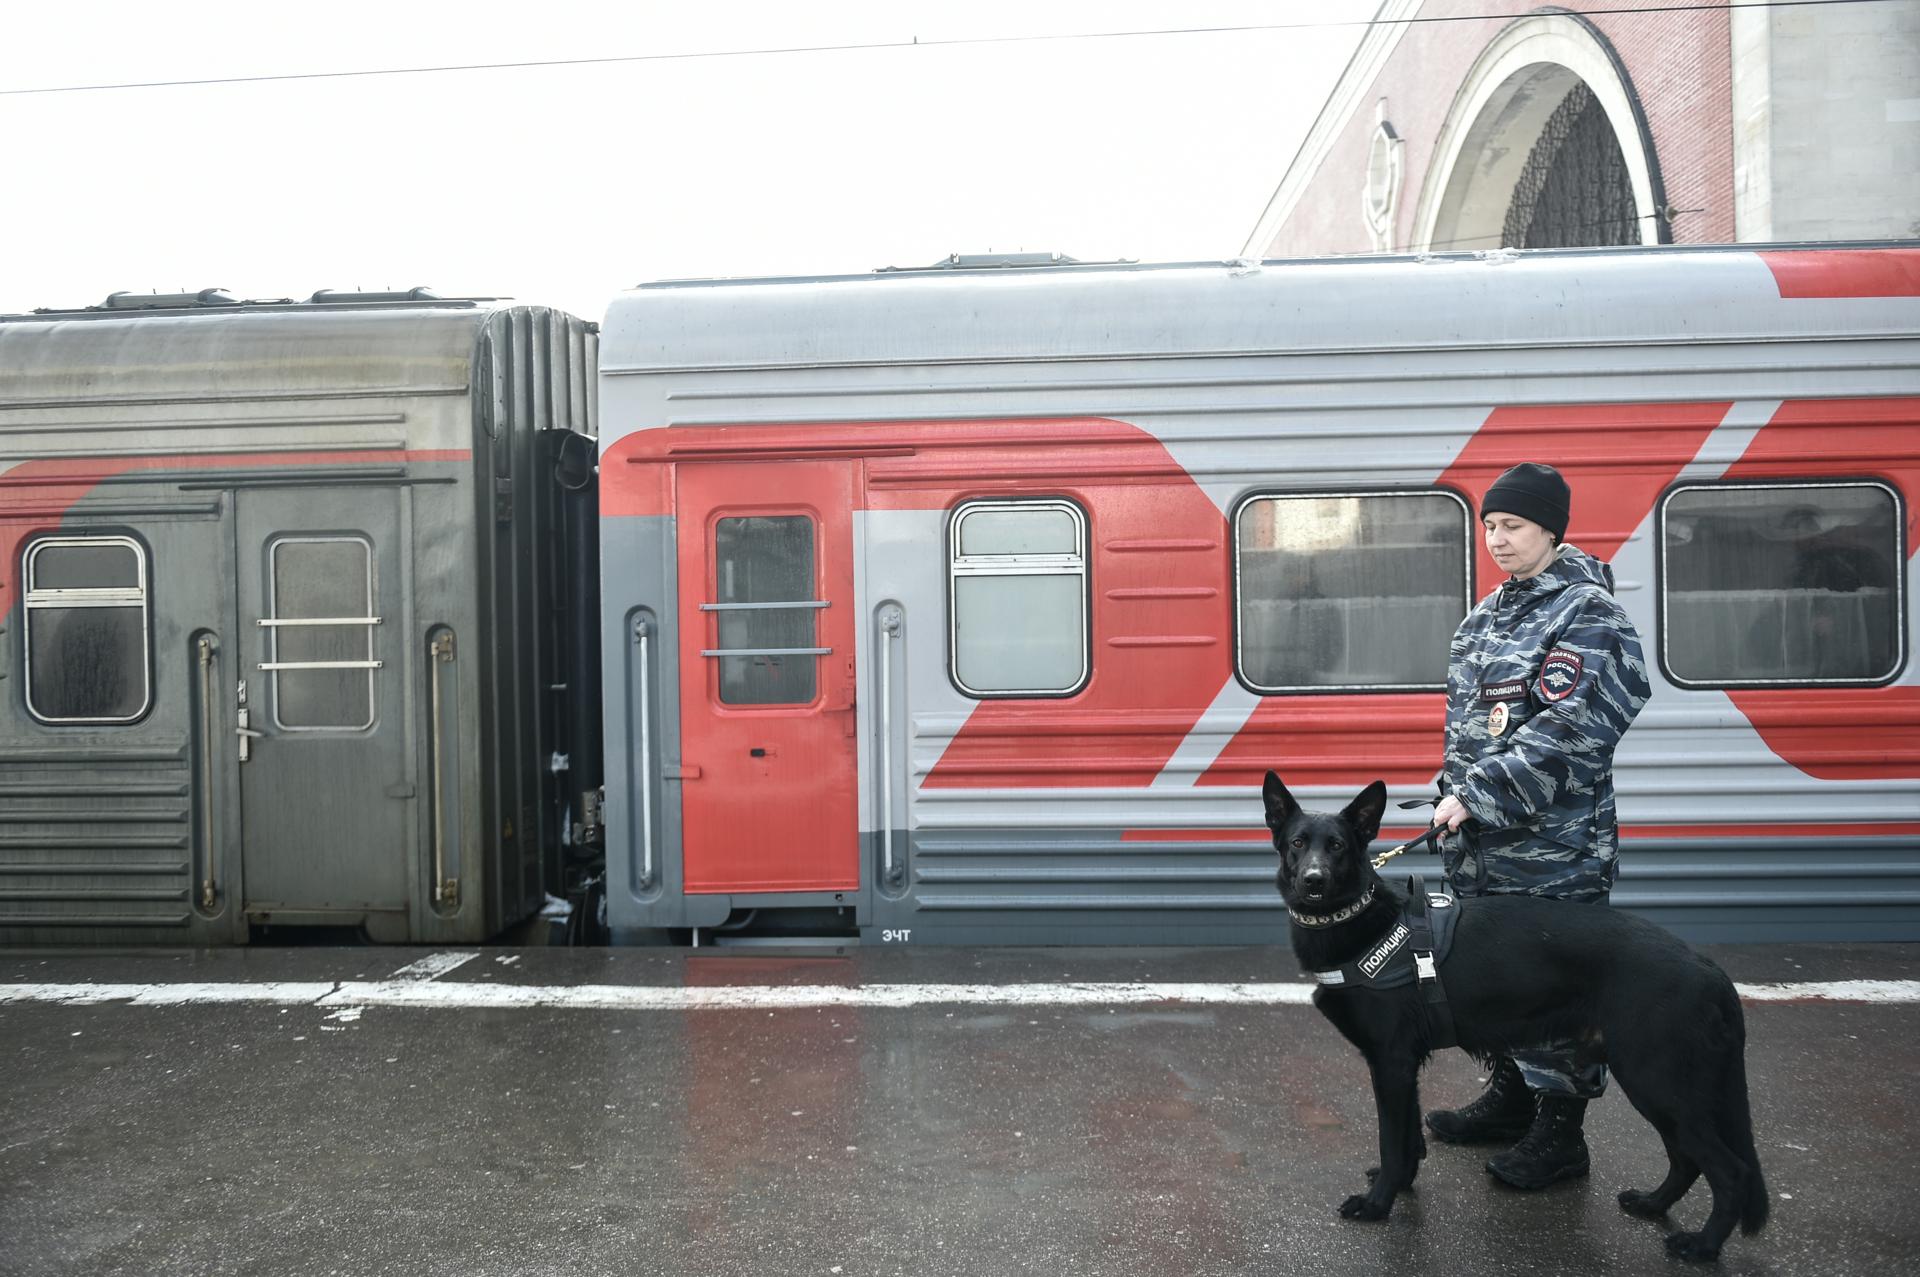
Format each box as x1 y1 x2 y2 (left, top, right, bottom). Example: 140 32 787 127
597 244 1920 947
0 289 601 945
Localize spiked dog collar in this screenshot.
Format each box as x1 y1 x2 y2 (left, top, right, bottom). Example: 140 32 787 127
1286 884 1376 928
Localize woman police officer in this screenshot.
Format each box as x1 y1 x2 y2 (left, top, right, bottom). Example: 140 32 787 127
1423 462 1652 1189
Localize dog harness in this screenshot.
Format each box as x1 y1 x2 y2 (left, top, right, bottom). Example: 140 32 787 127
1307 875 1461 1049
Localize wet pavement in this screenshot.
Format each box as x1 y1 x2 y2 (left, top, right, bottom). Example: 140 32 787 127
3 941 1918 1277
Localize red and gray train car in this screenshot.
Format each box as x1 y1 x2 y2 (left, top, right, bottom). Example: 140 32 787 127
0 291 600 945
597 246 1919 946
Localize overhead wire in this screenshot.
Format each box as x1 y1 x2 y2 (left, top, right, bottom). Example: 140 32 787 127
0 0 1901 98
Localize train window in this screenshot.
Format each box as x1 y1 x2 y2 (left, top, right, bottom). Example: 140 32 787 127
23 536 152 725
268 537 377 730
948 500 1089 697
712 515 819 706
1234 491 1470 692
1661 482 1903 686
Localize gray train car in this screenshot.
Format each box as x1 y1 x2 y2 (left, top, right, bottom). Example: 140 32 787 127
597 245 1920 947
0 290 600 944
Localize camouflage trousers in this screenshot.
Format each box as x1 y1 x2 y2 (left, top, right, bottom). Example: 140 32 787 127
1450 828 1612 1099
1511 901 1611 1098
1515 1050 1608 1099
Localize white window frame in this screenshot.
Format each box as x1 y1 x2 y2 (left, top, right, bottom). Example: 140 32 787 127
947 498 1090 698
1658 480 1906 689
1232 489 1472 694
22 535 153 725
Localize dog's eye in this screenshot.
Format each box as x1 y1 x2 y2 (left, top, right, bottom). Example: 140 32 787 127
1330 839 1343 851
1291 837 1305 849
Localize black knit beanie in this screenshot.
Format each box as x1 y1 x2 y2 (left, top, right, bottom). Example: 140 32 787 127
1482 462 1570 541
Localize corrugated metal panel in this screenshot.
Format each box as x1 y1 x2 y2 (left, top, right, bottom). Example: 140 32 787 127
0 746 196 935
475 307 601 935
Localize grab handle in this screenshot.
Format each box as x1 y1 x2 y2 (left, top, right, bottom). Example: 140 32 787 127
877 607 904 887
429 629 459 906
634 618 656 890
195 635 221 912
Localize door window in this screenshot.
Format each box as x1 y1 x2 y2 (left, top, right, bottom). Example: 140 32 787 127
266 537 380 729
23 536 151 724
709 515 821 706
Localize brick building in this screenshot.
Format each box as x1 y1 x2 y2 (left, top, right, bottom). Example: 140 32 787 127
1244 0 1920 255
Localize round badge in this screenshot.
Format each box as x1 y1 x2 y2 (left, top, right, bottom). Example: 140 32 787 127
1488 701 1510 736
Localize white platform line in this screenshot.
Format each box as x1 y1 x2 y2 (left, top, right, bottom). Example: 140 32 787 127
2 978 1918 1012
1733 979 1920 1004
387 951 480 982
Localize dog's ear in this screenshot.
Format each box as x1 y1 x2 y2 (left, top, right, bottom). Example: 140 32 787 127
1341 780 1388 845
1262 771 1299 829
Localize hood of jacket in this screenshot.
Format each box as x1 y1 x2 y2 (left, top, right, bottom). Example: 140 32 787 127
1500 544 1615 609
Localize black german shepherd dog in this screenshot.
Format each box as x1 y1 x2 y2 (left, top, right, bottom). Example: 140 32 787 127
1265 772 1768 1261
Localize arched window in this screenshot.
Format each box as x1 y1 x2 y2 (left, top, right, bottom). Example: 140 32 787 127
1502 81 1639 248
1413 13 1666 252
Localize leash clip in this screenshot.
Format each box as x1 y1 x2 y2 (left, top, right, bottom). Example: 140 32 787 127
1372 821 1448 869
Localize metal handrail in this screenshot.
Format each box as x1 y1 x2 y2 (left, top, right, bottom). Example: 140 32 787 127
257 659 384 671
634 618 655 889
430 630 458 906
699 601 828 612
878 608 903 885
195 635 220 911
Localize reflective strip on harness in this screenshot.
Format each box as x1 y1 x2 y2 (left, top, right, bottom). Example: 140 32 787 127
1301 875 1461 1051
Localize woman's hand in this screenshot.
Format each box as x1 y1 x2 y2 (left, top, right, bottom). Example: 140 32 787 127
1434 794 1470 832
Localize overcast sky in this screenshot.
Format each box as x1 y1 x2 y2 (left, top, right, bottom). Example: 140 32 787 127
0 1 1374 322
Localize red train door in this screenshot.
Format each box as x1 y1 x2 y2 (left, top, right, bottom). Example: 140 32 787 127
675 460 859 893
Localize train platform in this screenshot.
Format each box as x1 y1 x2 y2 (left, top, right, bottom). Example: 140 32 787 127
3 940 1918 1276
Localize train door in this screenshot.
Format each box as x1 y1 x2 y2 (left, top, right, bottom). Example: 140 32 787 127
234 489 412 919
674 461 859 893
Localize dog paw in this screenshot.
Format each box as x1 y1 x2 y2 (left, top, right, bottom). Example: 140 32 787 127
1617 1189 1669 1218
1663 1230 1721 1262
1339 1194 1391 1222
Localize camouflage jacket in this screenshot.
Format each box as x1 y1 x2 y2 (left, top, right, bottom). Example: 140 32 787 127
1440 545 1651 901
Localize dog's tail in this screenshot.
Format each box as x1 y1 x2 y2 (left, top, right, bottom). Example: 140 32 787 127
1721 996 1770 1236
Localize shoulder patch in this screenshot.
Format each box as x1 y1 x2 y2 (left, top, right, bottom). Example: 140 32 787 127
1538 649 1583 702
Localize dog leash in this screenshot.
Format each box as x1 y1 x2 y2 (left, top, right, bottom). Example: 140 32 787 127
1371 822 1450 869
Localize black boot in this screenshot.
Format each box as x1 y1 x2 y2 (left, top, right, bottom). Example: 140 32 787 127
1425 1056 1534 1144
1486 1094 1591 1189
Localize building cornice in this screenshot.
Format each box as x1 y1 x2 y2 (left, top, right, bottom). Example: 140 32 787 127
1240 0 1424 257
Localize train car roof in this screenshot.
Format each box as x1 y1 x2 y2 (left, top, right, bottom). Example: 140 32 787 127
0 294 557 405
600 242 1920 376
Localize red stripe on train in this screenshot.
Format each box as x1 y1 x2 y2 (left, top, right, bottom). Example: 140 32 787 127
1442 401 1731 590
1202 402 1730 789
1720 397 1920 782
1760 249 1920 299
